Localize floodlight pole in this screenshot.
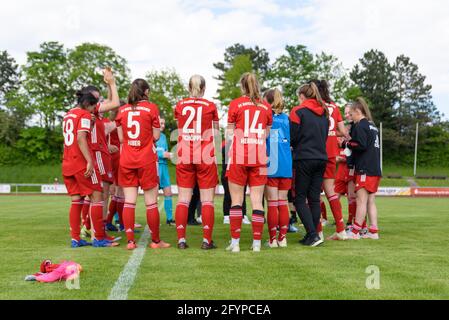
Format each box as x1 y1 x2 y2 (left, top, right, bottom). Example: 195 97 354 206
414 122 419 177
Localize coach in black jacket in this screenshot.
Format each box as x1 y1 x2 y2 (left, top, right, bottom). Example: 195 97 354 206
290 83 329 247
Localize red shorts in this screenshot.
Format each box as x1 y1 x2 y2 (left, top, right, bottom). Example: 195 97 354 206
334 179 348 195
111 152 120 185
348 168 356 183
64 169 103 197
324 157 337 180
226 163 267 187
355 174 381 194
94 151 114 184
267 178 292 191
118 162 159 190
176 163 218 189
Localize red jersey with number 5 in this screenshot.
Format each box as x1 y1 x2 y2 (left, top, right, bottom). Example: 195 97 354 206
175 97 219 164
62 107 93 176
228 96 273 167
326 102 343 158
115 101 160 168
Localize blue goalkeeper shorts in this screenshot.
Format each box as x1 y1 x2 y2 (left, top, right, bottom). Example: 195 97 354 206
159 163 171 189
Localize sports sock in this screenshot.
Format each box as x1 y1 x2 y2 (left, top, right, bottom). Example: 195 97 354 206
91 201 105 240
352 221 363 234
164 196 173 221
278 200 290 242
123 203 136 242
267 200 279 244
369 225 379 234
252 210 265 241
175 201 189 242
201 202 215 244
230 206 243 241
82 199 91 230
320 199 328 221
327 194 345 233
348 197 356 225
362 220 367 229
69 200 84 241
106 196 117 224
116 197 125 226
146 203 160 243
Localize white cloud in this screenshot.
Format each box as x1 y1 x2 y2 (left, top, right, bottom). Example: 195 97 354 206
0 0 448 115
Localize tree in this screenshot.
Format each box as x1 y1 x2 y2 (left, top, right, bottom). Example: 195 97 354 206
350 50 396 127
0 50 20 104
68 43 131 99
266 45 316 108
21 42 71 129
217 54 254 107
145 69 189 131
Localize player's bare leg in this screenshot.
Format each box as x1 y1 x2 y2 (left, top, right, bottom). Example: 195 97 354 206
364 193 379 239
347 188 369 240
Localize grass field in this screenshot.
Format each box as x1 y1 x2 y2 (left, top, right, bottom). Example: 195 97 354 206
0 195 448 300
1 165 449 187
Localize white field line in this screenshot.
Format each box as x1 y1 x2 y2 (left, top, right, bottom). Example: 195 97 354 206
108 202 164 300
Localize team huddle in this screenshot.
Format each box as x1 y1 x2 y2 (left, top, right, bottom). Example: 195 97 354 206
62 68 382 251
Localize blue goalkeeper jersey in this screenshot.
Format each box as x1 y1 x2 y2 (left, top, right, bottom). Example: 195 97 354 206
156 133 169 165
267 112 293 178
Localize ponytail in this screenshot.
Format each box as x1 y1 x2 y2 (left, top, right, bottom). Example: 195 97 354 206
297 82 329 118
240 72 262 107
309 80 332 104
264 88 284 114
351 97 374 122
189 75 206 98
128 79 150 107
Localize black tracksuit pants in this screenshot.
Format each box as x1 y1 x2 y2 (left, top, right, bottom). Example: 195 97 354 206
293 159 327 239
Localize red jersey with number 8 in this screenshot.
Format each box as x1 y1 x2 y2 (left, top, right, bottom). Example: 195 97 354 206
62 108 93 176
228 96 273 167
326 102 343 158
115 101 160 168
175 97 219 164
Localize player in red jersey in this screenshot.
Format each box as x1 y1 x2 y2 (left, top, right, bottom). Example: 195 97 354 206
174 75 220 250
312 80 349 241
226 73 272 253
62 87 118 248
116 79 170 250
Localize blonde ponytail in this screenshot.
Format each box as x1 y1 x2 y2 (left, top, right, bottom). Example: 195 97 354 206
352 97 373 122
240 72 262 106
189 75 206 98
264 88 284 114
297 82 329 118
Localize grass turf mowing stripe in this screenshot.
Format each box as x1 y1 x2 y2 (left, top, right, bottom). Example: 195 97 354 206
108 226 150 300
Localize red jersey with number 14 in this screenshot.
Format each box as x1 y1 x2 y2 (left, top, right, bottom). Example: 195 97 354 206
115 101 160 168
228 96 273 167
326 102 344 158
62 108 93 176
175 97 219 164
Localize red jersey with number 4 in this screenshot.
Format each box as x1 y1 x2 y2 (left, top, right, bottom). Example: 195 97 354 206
115 101 160 168
89 103 108 153
62 108 93 176
175 97 219 164
326 102 343 158
228 96 273 167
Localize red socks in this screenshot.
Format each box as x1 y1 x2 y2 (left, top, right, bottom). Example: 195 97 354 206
82 199 91 230
267 201 278 244
146 203 160 243
106 196 118 224
116 197 125 226
252 210 265 241
278 200 290 242
348 197 356 225
320 199 328 220
176 201 189 242
352 221 363 234
202 202 215 244
69 200 84 241
123 203 136 242
230 206 243 240
91 201 105 240
327 194 345 233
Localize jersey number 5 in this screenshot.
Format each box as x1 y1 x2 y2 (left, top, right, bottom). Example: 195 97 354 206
127 112 141 139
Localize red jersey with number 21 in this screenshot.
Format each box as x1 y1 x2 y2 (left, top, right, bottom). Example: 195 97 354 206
326 102 344 158
62 108 93 176
228 96 273 167
115 101 160 169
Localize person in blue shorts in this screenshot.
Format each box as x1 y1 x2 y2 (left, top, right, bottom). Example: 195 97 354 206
156 117 175 226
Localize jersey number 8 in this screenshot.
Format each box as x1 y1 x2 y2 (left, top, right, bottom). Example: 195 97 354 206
63 119 75 147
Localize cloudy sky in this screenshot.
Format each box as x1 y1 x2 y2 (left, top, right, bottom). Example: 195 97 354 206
1 0 448 117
